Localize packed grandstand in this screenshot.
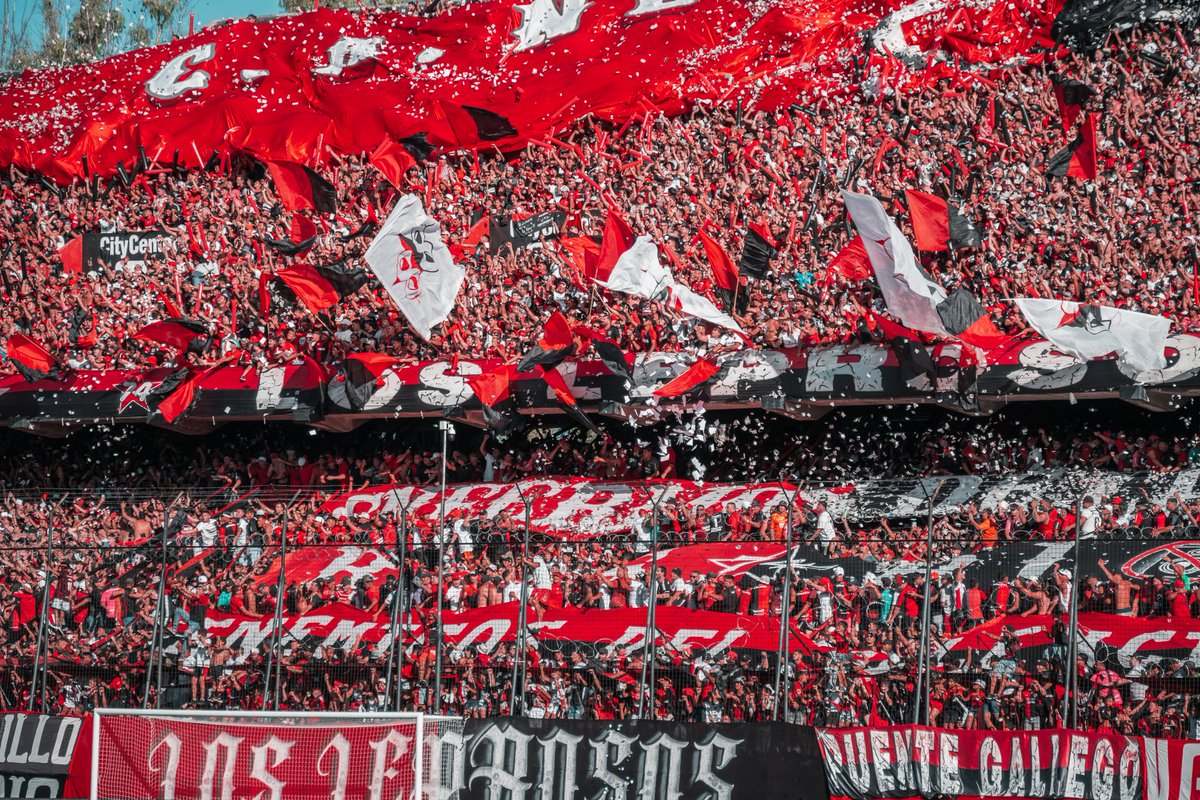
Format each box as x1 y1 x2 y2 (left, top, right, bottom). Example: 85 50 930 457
2 0 1200 796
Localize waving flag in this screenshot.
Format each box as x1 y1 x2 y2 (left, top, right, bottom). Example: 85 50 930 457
828 236 872 281
365 194 466 340
274 264 341 313
341 353 398 411
466 365 522 433
904 190 982 251
369 139 417 188
132 318 210 354
841 189 949 336
654 359 719 397
1051 74 1096 133
1014 298 1170 372
517 312 577 373
58 236 83 275
697 229 738 292
267 161 337 213
600 235 744 335
6 334 60 382
739 223 777 279
1046 114 1097 180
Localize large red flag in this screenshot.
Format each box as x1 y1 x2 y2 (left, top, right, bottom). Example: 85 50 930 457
697 229 738 291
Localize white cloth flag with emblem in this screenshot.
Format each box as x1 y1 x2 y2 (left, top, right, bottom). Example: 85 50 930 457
365 194 466 340
1014 298 1170 372
600 235 745 335
840 189 949 336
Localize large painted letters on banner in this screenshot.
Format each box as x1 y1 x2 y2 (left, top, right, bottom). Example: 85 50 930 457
818 726 1143 800
0 714 84 798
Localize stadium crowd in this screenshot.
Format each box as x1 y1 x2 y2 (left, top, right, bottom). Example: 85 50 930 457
1 0 1200 743
0 427 1195 736
1 24 1198 374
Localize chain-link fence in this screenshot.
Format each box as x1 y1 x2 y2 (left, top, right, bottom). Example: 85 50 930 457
5 479 1200 737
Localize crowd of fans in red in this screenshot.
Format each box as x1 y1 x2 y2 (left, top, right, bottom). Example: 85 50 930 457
1 25 1198 374
0 417 1193 737
1 7 1199 739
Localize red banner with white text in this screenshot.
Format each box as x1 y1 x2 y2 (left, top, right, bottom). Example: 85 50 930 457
0 0 1065 180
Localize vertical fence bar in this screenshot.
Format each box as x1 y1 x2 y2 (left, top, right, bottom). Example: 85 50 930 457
637 486 669 719
1064 493 1083 728
266 494 296 710
433 420 452 714
510 486 534 716
773 482 794 721
29 507 53 711
915 479 942 725
143 500 181 709
386 496 412 712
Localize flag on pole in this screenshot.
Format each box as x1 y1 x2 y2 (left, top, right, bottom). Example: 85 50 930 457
517 312 577 373
1013 298 1170 372
841 189 949 337
341 353 398 411
653 359 719 397
6 334 60 382
697 229 738 291
267 161 337 213
365 194 467 340
599 235 745 335
904 190 982 251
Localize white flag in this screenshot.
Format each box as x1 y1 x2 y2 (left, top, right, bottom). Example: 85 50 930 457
840 189 949 336
1014 298 1170 372
365 194 466 340
600 235 744 334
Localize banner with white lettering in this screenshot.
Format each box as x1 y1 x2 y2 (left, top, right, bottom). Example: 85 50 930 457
817 726 1142 800
0 714 84 798
82 230 172 270
448 718 829 800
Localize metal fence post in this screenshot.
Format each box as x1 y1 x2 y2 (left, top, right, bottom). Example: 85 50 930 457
773 481 795 721
385 493 413 712
510 484 534 716
29 507 54 711
637 485 670 719
265 493 298 710
914 479 943 725
432 420 453 714
1063 493 1083 728
144 498 184 709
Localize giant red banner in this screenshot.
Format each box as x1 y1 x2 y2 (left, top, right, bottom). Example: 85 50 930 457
0 0 1064 180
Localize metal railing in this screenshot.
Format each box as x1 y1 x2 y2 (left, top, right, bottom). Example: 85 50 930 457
2 480 1198 738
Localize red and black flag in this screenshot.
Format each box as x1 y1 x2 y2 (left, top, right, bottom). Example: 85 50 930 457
697 229 738 292
1046 114 1097 181
267 161 337 214
517 312 577 373
593 339 633 384
341 352 398 411
132 318 211 355
1051 74 1096 133
466 365 523 434
827 236 872 281
869 312 936 391
653 358 718 398
437 101 518 145
738 222 777 279
68 308 98 348
904 190 983 251
935 287 1009 351
594 209 637 285
147 368 199 423
274 263 369 313
537 366 599 433
7 334 61 382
